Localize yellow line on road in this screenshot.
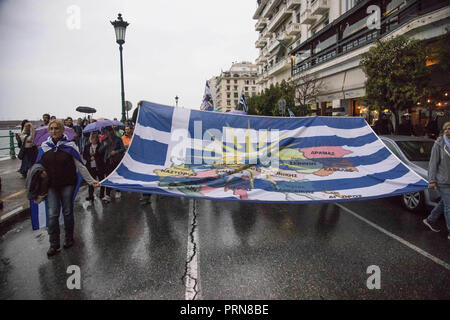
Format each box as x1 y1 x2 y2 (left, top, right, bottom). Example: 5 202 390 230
1 189 26 202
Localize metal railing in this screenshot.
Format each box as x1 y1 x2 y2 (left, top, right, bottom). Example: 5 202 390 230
0 131 17 159
292 0 425 76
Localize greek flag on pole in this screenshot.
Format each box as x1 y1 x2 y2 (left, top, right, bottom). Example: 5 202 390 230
30 135 83 230
200 81 214 111
239 90 248 113
102 101 428 204
288 108 295 117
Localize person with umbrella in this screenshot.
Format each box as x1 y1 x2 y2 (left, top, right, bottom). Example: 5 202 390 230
37 119 100 257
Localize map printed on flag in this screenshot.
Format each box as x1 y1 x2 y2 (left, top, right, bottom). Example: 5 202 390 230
101 101 428 203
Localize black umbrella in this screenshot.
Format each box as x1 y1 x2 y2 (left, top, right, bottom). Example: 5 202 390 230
76 106 97 114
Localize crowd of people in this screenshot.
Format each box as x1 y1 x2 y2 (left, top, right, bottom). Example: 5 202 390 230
372 113 442 138
16 113 139 257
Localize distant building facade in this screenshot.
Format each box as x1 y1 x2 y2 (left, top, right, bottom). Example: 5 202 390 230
214 62 258 112
254 0 450 122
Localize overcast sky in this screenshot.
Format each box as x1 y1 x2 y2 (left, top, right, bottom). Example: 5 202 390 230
0 0 259 120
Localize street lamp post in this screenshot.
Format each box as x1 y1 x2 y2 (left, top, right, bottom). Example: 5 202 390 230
175 95 179 108
111 13 129 123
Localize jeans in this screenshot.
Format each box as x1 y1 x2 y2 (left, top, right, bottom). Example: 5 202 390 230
427 187 450 233
88 167 105 199
47 185 75 247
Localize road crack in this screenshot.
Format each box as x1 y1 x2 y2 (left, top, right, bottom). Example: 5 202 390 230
182 199 199 300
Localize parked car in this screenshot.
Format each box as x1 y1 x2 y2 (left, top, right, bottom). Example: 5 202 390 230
379 135 440 212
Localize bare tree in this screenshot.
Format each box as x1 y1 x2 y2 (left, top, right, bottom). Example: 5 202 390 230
293 73 324 116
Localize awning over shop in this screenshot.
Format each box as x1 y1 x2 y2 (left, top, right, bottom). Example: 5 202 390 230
316 68 366 102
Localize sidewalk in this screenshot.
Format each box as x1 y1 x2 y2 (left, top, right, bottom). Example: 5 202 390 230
0 158 30 231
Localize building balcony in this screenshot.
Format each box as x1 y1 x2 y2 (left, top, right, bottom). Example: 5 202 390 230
286 0 301 10
263 0 283 18
286 22 302 35
255 18 268 31
268 57 292 77
267 7 294 32
300 8 317 25
262 31 273 40
255 38 267 48
311 0 330 16
256 55 268 65
267 39 281 52
253 0 270 19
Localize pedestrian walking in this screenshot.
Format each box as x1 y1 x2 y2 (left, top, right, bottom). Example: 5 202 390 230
100 126 125 203
423 121 450 240
82 132 106 202
18 121 38 178
37 119 100 257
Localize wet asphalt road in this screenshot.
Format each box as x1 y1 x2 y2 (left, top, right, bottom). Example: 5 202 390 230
0 186 449 300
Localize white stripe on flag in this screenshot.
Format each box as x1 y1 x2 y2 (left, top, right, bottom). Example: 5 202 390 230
38 201 47 229
165 108 192 167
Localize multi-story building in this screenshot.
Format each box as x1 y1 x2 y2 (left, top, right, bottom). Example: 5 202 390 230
214 62 258 112
254 0 450 123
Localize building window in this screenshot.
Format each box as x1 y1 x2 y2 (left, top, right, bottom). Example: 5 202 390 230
234 100 239 106
234 80 238 84
234 92 238 98
227 86 230 90
234 86 238 90
227 100 231 106
227 80 230 84
245 87 248 91
341 0 359 15
227 93 231 98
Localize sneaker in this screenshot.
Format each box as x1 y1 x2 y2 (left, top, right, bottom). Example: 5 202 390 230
423 218 440 232
115 191 121 199
102 195 111 203
47 246 61 257
63 239 74 249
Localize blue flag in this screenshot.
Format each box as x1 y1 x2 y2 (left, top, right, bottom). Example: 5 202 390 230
102 101 428 204
200 81 214 111
239 90 248 113
288 108 295 117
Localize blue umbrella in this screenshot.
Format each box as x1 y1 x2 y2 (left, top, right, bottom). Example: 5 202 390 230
82 120 116 133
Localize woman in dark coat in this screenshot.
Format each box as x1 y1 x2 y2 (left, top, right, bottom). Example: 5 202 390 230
82 131 106 201
38 119 99 257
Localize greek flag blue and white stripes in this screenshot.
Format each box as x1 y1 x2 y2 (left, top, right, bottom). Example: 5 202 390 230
200 81 214 111
288 108 295 117
101 101 428 204
239 90 248 113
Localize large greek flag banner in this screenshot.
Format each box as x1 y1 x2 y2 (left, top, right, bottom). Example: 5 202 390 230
102 101 428 203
